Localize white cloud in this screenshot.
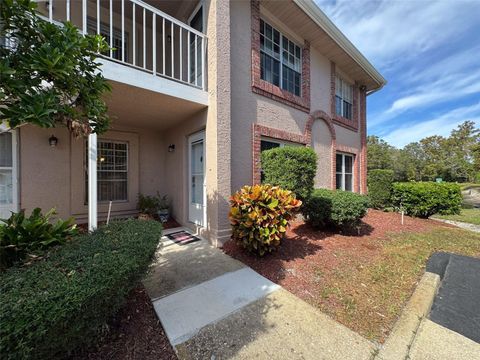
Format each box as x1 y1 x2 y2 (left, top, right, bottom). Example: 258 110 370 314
317 0 480 139
382 102 480 147
387 72 480 114
316 0 480 67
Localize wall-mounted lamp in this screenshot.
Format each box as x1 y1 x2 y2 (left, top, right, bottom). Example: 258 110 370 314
168 144 175 152
167 35 172 43
49 135 58 147
360 85 367 91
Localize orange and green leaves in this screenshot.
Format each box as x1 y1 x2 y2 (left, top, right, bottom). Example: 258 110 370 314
229 184 301 256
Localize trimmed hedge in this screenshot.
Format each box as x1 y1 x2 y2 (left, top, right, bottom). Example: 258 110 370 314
391 182 462 218
303 189 369 229
368 169 394 209
261 146 317 200
0 219 162 360
229 184 302 256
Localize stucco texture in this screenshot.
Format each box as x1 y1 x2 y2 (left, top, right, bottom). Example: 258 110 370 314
230 1 362 192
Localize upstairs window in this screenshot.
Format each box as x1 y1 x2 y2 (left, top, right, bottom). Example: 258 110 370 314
335 75 353 120
260 20 301 96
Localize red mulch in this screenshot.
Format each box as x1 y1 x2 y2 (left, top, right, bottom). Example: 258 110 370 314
223 209 448 300
162 218 181 229
71 286 177 360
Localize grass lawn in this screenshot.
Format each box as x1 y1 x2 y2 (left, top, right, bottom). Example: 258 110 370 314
223 210 480 343
434 208 480 225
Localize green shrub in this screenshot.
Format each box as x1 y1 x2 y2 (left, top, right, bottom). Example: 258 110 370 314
303 189 369 229
0 219 162 359
0 208 77 270
474 172 480 183
391 182 462 218
261 146 317 200
229 184 302 256
137 192 169 216
368 169 394 209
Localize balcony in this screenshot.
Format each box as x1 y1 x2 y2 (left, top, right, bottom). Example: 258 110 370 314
39 0 207 104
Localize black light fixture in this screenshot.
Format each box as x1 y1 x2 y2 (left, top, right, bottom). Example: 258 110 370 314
49 135 58 147
168 144 175 152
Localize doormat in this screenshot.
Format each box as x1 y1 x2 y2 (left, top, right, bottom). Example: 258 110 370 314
166 231 201 245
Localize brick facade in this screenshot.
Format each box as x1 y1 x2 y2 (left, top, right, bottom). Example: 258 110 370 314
250 1 369 194
359 87 367 194
252 110 337 188
251 0 310 113
330 62 359 132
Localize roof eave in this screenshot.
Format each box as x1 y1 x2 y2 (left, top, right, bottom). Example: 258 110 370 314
293 0 387 90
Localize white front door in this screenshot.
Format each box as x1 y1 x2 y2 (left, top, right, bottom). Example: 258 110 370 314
188 131 206 226
0 131 18 219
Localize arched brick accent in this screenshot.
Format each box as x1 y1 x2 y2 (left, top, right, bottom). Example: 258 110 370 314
305 110 337 189
252 111 340 188
304 110 336 143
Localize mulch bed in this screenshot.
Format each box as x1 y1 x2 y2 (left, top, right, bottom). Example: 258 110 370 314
222 210 451 341
223 209 443 287
71 286 177 360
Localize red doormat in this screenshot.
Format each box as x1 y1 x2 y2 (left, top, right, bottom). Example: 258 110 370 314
166 231 201 245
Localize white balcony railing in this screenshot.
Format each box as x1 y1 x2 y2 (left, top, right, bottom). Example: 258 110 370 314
42 0 206 90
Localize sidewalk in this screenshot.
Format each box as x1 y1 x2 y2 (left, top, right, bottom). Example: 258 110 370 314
143 228 376 359
143 229 480 359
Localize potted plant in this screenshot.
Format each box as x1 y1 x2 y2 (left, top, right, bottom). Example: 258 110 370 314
137 193 159 220
137 193 170 223
157 194 170 223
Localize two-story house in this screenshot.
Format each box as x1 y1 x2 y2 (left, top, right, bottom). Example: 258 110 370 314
0 0 385 245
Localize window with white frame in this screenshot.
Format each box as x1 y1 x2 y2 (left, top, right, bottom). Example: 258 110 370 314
85 140 128 202
260 19 302 96
0 133 13 206
335 75 353 120
336 153 354 192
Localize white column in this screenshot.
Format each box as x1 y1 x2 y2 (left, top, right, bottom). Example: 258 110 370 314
88 133 98 231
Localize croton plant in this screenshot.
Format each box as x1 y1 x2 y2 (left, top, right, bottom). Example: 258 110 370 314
229 184 302 256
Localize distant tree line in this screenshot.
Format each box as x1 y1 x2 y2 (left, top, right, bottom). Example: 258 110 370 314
368 121 480 182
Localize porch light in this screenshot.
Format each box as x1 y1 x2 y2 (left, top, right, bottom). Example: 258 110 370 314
49 135 58 147
168 144 175 152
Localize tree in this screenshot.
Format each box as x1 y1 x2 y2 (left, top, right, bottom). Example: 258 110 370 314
367 135 394 171
444 121 479 181
0 0 110 136
368 121 480 183
419 135 448 181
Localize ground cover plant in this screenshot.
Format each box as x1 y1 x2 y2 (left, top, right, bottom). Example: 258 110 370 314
0 219 162 359
0 208 77 270
223 210 480 342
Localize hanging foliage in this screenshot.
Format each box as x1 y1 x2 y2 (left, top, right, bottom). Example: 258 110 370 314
0 0 111 136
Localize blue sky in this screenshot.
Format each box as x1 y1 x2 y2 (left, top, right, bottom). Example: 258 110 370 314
316 0 480 148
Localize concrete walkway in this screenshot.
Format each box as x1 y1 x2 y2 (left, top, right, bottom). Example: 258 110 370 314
143 228 376 359
430 217 480 233
143 229 480 359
